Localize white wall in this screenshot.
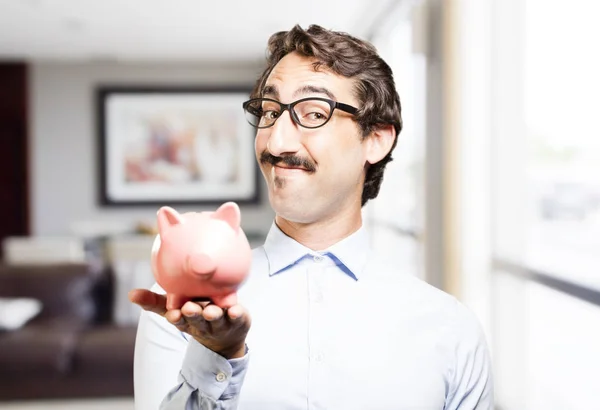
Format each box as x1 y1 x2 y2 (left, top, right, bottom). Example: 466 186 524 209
30 61 274 238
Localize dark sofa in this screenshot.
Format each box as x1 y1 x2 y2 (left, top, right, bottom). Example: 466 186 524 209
0 262 137 401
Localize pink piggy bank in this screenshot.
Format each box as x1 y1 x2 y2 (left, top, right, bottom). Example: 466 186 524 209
151 202 252 310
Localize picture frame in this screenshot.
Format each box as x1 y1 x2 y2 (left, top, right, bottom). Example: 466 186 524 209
96 86 260 207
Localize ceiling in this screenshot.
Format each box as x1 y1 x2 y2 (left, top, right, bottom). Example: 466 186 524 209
0 0 396 63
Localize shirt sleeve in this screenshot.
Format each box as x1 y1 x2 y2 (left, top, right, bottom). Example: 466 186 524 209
160 339 249 410
133 283 250 410
444 300 495 410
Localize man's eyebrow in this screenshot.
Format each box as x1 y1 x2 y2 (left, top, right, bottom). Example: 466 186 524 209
261 85 279 99
293 85 336 100
260 84 337 101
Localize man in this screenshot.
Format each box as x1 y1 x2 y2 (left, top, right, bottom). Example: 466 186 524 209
129 24 493 409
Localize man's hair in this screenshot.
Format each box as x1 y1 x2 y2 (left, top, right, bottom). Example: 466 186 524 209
251 24 403 206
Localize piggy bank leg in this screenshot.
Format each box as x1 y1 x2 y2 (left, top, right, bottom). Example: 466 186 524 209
166 293 190 310
211 293 238 309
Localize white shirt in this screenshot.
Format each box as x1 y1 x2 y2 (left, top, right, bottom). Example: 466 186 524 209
133 222 494 409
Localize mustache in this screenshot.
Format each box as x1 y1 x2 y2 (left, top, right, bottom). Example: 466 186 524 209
259 151 316 173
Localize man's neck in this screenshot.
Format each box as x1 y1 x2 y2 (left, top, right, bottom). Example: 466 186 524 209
274 207 363 251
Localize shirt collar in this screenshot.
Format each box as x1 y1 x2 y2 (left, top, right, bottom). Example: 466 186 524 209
262 221 370 280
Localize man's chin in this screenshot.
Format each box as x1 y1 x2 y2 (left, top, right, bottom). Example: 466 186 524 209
269 196 314 223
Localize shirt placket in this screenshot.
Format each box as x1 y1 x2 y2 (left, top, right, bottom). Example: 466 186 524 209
306 254 328 410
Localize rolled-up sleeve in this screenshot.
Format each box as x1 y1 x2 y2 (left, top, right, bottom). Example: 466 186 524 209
160 339 249 409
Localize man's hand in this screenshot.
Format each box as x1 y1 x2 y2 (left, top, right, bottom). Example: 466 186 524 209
129 289 250 359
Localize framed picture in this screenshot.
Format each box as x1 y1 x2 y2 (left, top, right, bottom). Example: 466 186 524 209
96 86 260 206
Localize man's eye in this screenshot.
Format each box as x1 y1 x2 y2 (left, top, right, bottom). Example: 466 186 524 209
301 112 326 121
263 110 280 120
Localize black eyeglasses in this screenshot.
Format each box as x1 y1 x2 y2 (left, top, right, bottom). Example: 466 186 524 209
242 97 358 129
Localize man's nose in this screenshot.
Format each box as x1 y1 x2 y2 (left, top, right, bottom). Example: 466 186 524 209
266 110 302 157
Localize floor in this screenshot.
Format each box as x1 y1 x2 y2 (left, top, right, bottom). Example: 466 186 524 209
0 398 133 410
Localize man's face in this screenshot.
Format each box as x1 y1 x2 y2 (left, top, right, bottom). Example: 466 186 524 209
255 52 370 224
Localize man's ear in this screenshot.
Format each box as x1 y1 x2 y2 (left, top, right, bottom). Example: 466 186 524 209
365 124 396 165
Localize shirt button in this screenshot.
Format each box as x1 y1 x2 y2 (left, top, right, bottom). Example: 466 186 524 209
313 255 324 263
215 372 227 382
314 353 324 362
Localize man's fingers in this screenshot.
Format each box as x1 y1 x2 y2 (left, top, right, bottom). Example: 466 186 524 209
226 305 247 321
202 304 224 321
181 301 204 318
165 309 185 326
209 304 250 332
207 305 243 335
178 301 212 334
128 289 167 316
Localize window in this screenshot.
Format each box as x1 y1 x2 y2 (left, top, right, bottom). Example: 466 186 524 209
523 0 600 288
491 1 600 409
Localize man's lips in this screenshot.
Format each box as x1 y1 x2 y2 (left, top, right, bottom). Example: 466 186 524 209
274 164 308 171
272 164 311 177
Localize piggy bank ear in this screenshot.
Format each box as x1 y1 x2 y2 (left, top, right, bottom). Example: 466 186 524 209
157 206 183 236
212 202 240 230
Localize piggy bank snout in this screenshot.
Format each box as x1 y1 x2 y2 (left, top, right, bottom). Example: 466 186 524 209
188 252 216 276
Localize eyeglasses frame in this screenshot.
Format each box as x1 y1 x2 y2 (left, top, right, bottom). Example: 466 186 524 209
242 97 359 129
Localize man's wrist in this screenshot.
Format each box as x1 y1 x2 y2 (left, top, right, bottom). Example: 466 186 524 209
193 338 247 360
218 342 247 360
